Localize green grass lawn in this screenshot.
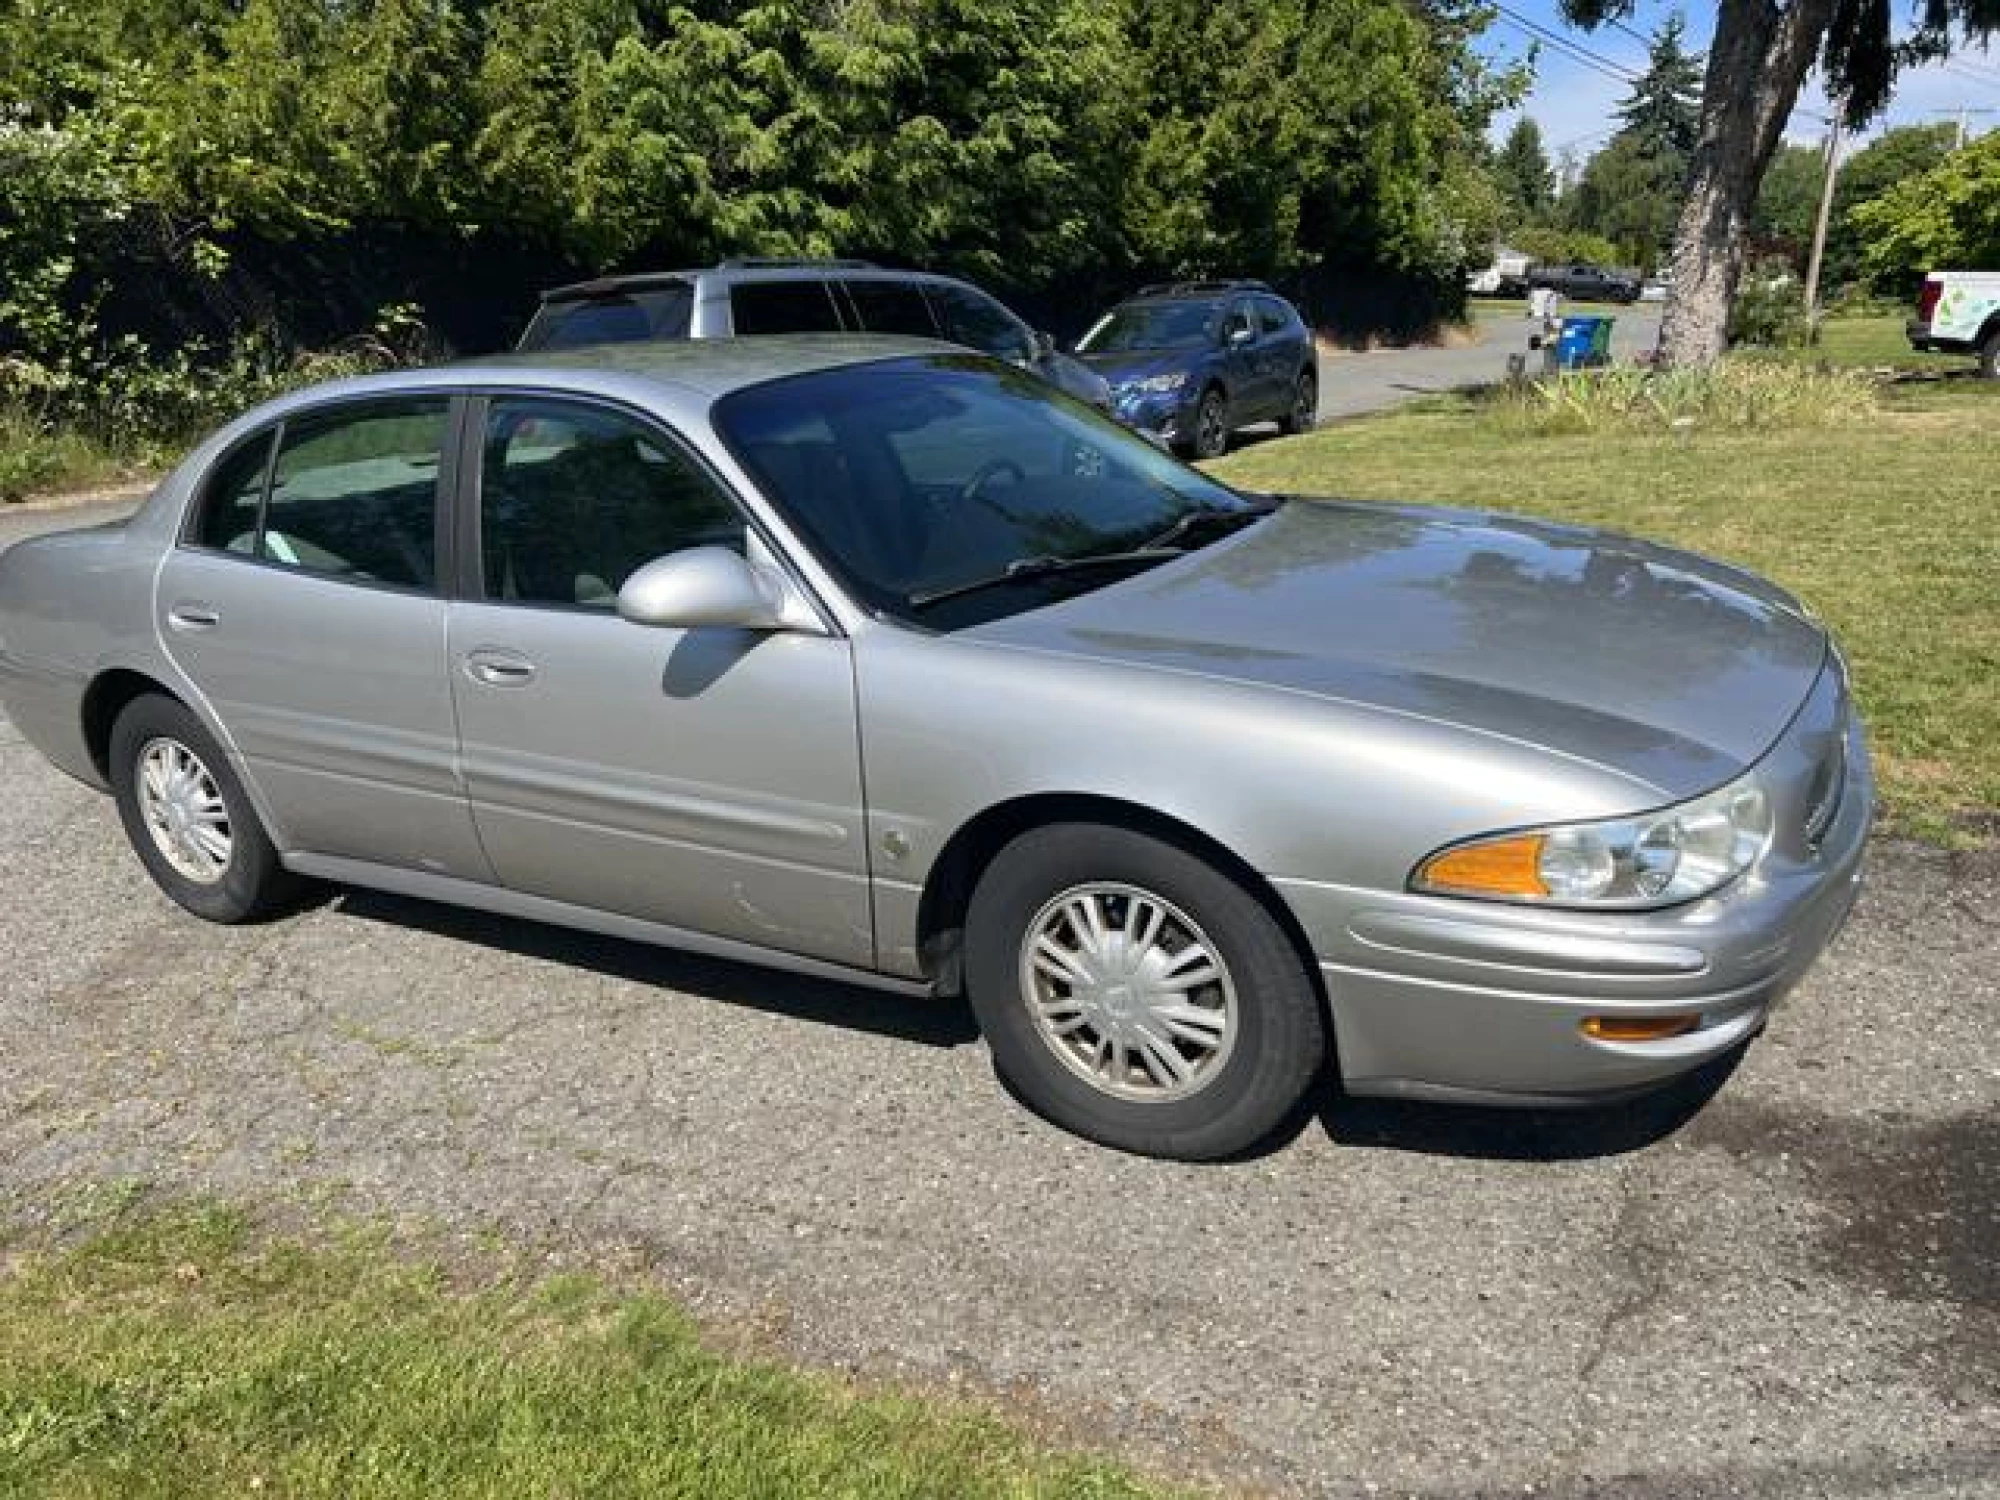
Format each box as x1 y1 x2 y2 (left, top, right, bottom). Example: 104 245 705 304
1754 313 1966 374
0 1199 1189 1500
1213 379 2000 843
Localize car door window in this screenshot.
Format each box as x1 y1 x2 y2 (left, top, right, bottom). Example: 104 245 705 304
255 400 446 590
1221 300 1255 344
925 284 1032 361
1256 298 1291 336
189 432 277 553
841 279 941 338
727 279 845 335
479 399 745 608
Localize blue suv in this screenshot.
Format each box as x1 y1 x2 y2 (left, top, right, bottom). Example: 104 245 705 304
1073 280 1317 458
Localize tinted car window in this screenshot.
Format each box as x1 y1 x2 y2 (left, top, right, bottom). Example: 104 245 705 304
1220 300 1255 342
480 399 745 609
926 284 1031 360
191 432 276 552
1076 301 1219 353
717 356 1250 627
841 279 940 338
523 286 694 351
728 280 846 335
1256 298 1292 335
259 400 446 589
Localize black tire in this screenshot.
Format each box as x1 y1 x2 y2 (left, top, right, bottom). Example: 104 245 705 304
1188 387 1229 460
1979 326 2000 381
1278 370 1317 435
964 822 1326 1160
109 693 297 923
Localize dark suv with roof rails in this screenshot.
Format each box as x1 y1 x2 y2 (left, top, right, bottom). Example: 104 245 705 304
516 258 1113 413
1072 280 1316 458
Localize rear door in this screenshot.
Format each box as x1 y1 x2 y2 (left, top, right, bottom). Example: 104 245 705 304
156 396 491 879
443 393 874 967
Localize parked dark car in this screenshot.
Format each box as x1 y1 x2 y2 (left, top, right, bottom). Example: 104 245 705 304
1072 281 1317 458
516 259 1113 411
1527 262 1642 303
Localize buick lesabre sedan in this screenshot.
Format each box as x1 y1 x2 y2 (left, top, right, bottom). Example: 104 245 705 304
0 337 1871 1159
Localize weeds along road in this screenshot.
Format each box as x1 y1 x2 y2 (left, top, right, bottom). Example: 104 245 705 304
1 463 1995 1499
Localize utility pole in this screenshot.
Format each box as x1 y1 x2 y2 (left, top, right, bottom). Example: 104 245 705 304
1803 111 1842 339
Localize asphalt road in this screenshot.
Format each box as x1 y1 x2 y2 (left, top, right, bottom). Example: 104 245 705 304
1316 306 1662 421
1 499 1995 1498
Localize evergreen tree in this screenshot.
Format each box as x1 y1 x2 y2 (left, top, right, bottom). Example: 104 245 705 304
1613 13 1701 165
1493 116 1553 222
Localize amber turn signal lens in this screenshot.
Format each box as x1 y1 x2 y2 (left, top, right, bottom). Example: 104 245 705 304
1580 1014 1700 1042
1419 835 1548 897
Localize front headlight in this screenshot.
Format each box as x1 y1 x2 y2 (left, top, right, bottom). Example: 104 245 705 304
1125 371 1189 395
1411 772 1774 910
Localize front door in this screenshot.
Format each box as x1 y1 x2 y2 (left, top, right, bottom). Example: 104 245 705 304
156 396 491 880
445 395 874 968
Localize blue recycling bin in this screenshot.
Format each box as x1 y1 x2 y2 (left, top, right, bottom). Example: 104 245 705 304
1555 316 1614 369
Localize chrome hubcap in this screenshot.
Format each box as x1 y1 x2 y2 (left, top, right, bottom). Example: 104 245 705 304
136 737 232 885
1019 883 1237 1101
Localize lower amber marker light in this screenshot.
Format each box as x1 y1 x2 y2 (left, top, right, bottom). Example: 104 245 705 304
1581 1014 1700 1042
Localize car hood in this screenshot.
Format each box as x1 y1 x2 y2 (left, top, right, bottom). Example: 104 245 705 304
1076 350 1201 386
966 499 1828 800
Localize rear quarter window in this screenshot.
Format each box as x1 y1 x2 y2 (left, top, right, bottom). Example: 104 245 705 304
728 280 846 335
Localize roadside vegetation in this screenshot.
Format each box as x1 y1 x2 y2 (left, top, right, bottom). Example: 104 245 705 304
0 1195 1187 1500
1212 376 2000 845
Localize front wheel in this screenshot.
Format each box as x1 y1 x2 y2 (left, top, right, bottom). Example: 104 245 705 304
1186 387 1229 460
1279 371 1317 435
964 823 1327 1160
1978 326 2000 380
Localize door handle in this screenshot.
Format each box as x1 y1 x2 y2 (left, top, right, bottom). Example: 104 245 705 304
168 603 220 631
464 650 536 687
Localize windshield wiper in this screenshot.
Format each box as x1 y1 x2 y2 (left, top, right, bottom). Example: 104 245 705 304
1139 495 1281 553
907 548 1185 610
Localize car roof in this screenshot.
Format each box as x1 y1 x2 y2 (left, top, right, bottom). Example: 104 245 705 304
537 263 972 304
211 335 961 435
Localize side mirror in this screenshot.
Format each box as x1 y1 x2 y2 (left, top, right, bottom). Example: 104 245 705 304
1033 329 1056 360
617 546 805 631
1227 324 1254 347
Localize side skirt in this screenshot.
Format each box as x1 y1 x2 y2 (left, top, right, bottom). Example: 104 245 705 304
283 851 936 999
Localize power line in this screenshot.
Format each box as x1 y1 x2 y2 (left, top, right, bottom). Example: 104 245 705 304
1939 61 2000 95
1492 5 1641 87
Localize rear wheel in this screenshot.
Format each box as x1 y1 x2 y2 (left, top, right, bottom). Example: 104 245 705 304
1978 325 2000 380
964 823 1326 1160
109 694 296 923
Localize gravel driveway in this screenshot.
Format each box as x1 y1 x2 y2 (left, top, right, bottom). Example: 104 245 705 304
1 683 1994 1496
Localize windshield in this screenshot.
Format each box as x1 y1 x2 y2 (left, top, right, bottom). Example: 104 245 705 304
715 356 1256 629
1075 301 1220 354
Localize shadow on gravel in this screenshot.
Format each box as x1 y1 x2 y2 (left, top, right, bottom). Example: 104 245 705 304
325 888 981 1049
1308 1045 1745 1163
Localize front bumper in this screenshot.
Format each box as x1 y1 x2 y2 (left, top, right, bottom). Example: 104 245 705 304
1274 662 1873 1105
1110 386 1197 445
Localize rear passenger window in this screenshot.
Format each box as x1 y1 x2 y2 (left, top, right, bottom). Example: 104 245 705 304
1256 299 1291 335
842 280 940 338
260 401 447 590
729 280 845 335
191 433 275 552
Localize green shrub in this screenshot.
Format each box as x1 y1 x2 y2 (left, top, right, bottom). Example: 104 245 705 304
1481 362 1880 435
1729 272 1809 348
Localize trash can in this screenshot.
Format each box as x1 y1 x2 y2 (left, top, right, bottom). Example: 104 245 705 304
1556 316 1615 370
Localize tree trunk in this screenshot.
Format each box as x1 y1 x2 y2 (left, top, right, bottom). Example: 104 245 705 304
1658 0 1834 368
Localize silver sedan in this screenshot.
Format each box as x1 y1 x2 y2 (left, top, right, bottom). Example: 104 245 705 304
0 337 1871 1159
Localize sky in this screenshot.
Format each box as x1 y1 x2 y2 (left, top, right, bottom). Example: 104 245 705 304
1480 1 2000 168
